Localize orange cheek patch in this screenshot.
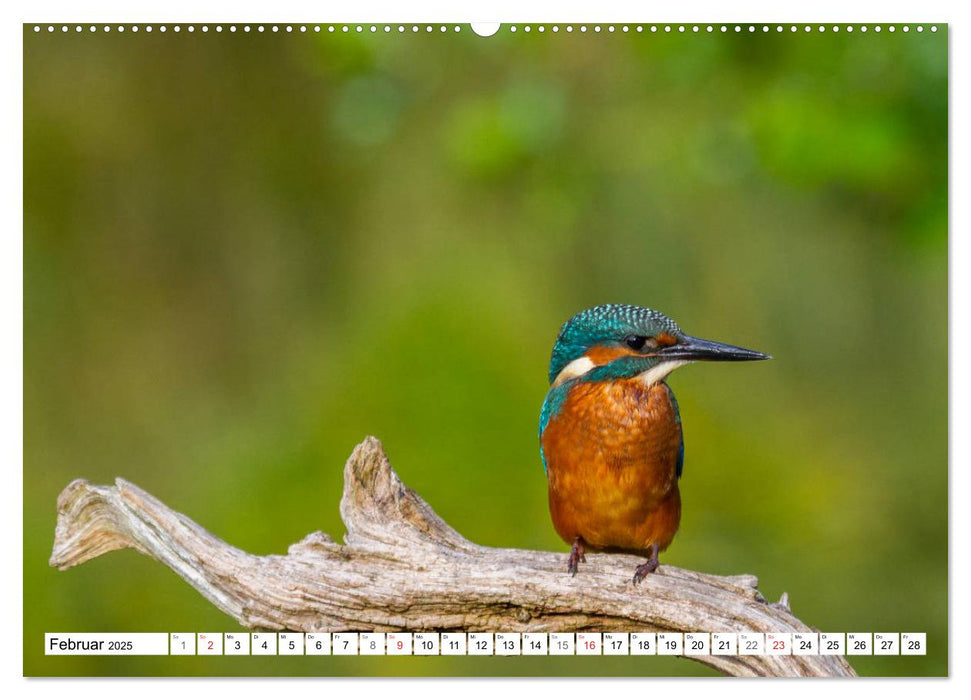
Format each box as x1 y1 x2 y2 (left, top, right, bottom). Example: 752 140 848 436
657 333 678 347
584 344 639 365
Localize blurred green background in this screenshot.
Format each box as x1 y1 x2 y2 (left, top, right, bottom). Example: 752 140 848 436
24 24 947 677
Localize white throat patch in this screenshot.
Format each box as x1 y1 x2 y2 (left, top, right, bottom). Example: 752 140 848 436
639 359 691 387
551 356 692 389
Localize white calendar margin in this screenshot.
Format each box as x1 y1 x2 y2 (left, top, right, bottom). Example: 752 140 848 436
10 0 963 698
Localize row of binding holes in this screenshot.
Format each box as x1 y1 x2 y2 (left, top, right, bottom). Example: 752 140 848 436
510 25 937 33
32 25 464 33
32 24 939 34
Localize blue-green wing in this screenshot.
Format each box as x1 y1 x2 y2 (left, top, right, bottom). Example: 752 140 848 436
538 383 570 475
667 384 685 478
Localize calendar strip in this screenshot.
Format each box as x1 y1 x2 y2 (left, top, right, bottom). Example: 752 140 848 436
45 632 927 656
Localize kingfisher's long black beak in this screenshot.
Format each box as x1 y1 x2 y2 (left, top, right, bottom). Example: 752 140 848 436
658 335 771 362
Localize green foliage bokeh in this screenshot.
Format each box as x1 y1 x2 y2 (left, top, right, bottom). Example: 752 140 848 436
24 24 947 677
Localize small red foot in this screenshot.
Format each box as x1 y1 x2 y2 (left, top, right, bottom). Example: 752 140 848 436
632 542 660 584
568 537 587 576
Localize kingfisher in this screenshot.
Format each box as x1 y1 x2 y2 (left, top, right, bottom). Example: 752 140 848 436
539 304 769 583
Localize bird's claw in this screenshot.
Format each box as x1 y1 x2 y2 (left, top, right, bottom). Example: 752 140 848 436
567 537 586 576
632 560 658 584
632 543 661 584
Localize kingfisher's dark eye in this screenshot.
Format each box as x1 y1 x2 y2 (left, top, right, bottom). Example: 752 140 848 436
625 335 648 350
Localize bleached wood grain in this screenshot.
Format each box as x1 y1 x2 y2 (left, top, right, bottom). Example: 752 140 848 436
50 436 855 677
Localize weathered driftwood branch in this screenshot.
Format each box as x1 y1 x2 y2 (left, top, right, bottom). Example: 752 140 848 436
50 436 854 677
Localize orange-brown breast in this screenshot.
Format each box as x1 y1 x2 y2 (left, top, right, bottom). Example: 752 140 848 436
542 378 683 555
